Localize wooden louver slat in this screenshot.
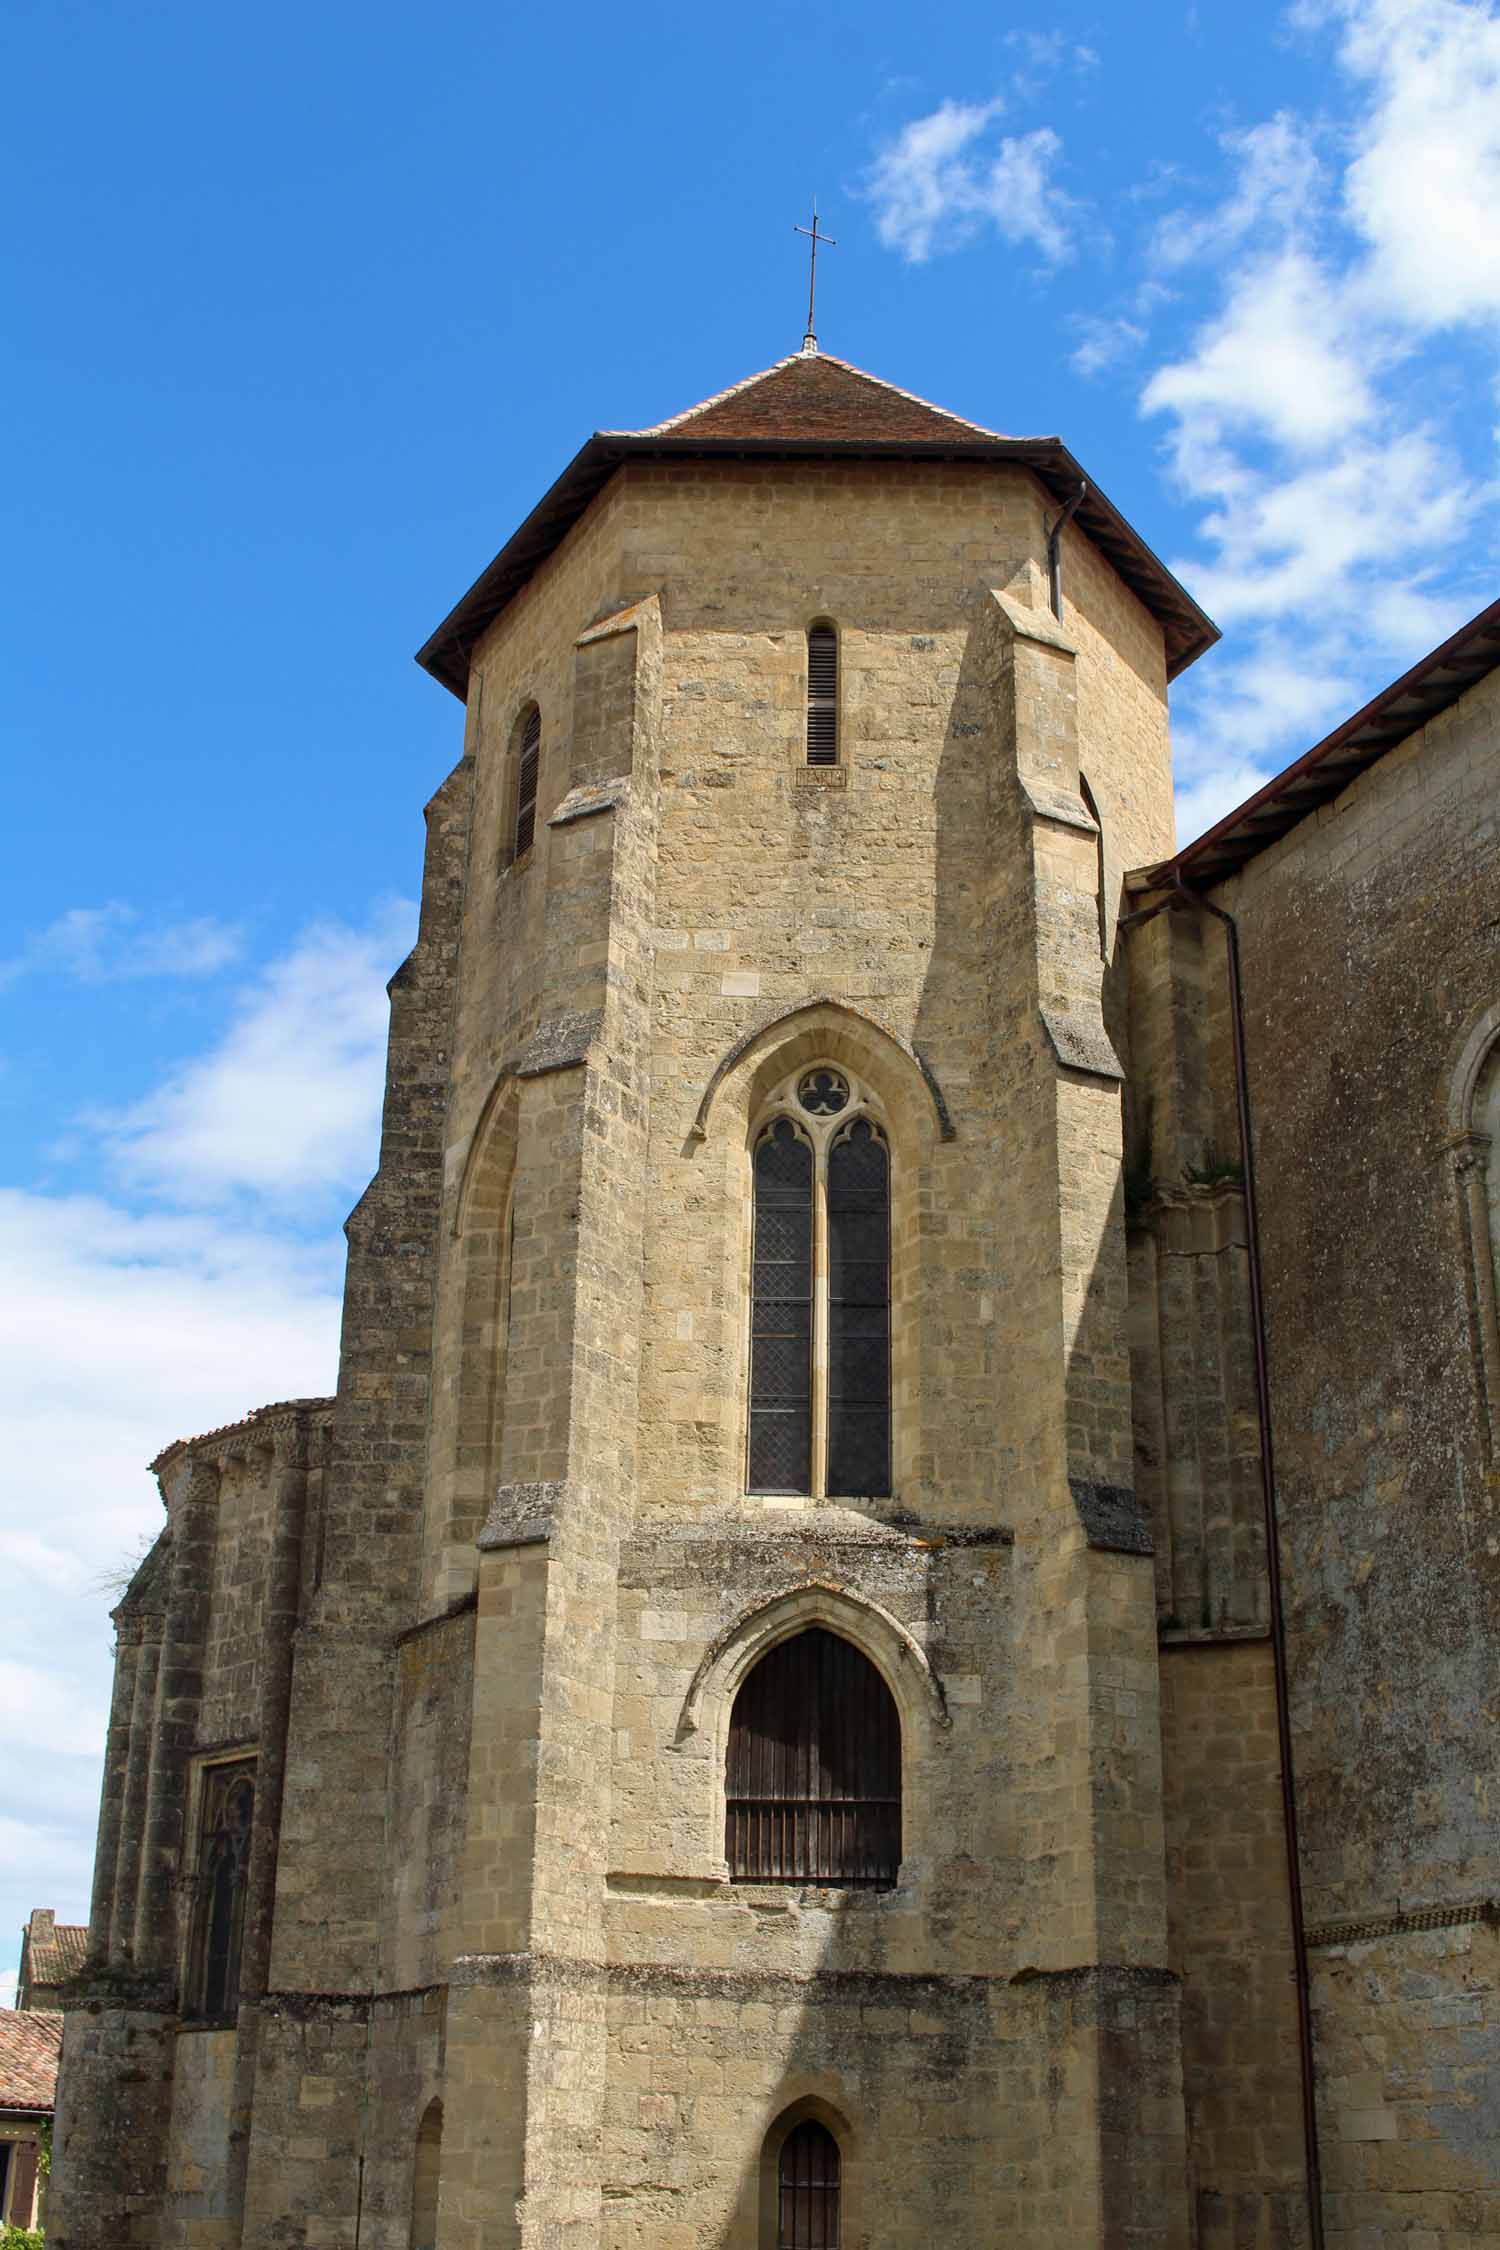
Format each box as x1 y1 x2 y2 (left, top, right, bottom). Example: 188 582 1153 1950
726 1627 900 1888
514 706 541 858
806 625 838 765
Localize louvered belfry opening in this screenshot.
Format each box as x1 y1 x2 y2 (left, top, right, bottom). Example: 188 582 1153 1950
826 1119 891 1498
748 1118 814 1494
514 704 541 858
777 2119 841 2247
726 1628 900 1887
806 624 838 765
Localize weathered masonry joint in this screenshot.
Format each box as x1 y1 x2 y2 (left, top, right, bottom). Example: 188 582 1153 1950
52 352 1499 2249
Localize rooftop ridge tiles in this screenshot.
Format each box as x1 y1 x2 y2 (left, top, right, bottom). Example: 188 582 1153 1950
605 349 1008 445
149 1394 335 1476
613 353 803 436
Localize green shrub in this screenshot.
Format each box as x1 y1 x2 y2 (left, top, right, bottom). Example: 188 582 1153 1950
0 2224 45 2248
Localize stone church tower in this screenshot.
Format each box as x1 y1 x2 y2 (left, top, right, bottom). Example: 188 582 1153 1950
50 349 1499 2249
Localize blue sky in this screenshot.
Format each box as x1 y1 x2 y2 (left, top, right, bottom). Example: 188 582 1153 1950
4 0 1498 1985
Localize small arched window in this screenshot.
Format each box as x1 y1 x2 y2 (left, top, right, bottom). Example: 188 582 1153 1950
748 1066 890 1497
410 2098 442 2250
726 1627 900 1887
778 2119 841 2246
806 624 838 766
513 704 541 860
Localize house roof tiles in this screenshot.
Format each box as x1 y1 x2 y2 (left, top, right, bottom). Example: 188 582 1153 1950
0 2011 62 2112
23 1921 86 1988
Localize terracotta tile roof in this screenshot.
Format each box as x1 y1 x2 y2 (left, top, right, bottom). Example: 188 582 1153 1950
0 2011 62 2112
25 1922 86 1987
416 347 1218 699
617 351 1007 446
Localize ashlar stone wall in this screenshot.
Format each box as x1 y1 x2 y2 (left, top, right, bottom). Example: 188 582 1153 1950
1201 666 1500 2248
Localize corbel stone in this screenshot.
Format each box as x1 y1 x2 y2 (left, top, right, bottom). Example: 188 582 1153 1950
547 777 630 829
1068 1476 1154 1556
1018 775 1098 833
1040 1007 1125 1083
511 1009 604 1080
477 1479 563 1551
987 589 1078 657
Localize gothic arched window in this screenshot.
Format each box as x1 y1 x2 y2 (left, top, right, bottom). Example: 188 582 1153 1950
748 1066 891 1498
726 1627 900 1888
512 703 541 860
187 1756 255 2021
778 2119 841 2246
806 623 839 766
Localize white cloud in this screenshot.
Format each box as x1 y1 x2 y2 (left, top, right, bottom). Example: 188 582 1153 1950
1141 0 1500 823
0 903 245 987
1002 28 1101 84
1173 760 1280 851
1144 250 1381 454
1177 426 1470 626
96 899 416 1208
1071 315 1146 377
0 1190 343 1598
0 899 403 1945
864 100 1076 264
1152 114 1326 269
1308 0 1500 325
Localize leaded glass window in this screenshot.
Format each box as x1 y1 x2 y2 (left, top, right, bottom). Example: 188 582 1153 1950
747 1066 891 1498
187 1756 255 2021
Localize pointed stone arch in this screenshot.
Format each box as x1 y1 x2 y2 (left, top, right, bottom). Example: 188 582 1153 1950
426 1072 523 1599
677 1580 949 1742
690 997 954 1148
758 2094 855 2250
1447 1001 1500 1457
690 1002 950 1504
454 1068 522 1239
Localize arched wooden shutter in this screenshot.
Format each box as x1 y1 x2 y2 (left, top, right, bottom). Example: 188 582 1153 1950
726 1627 900 1887
514 705 541 858
826 1119 890 1497
806 625 838 766
748 1119 813 1494
778 2119 841 2247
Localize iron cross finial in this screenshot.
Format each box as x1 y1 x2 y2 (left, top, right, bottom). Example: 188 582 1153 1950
794 200 837 355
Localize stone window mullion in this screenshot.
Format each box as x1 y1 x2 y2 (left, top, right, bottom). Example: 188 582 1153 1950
811 1162 830 1498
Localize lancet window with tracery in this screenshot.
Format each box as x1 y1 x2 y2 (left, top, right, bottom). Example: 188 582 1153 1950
748 1065 891 1497
186 1755 255 2022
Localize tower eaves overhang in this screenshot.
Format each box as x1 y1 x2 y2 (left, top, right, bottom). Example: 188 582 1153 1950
416 367 1219 698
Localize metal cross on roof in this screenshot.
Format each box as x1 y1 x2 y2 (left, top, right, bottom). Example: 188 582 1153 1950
794 201 836 355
